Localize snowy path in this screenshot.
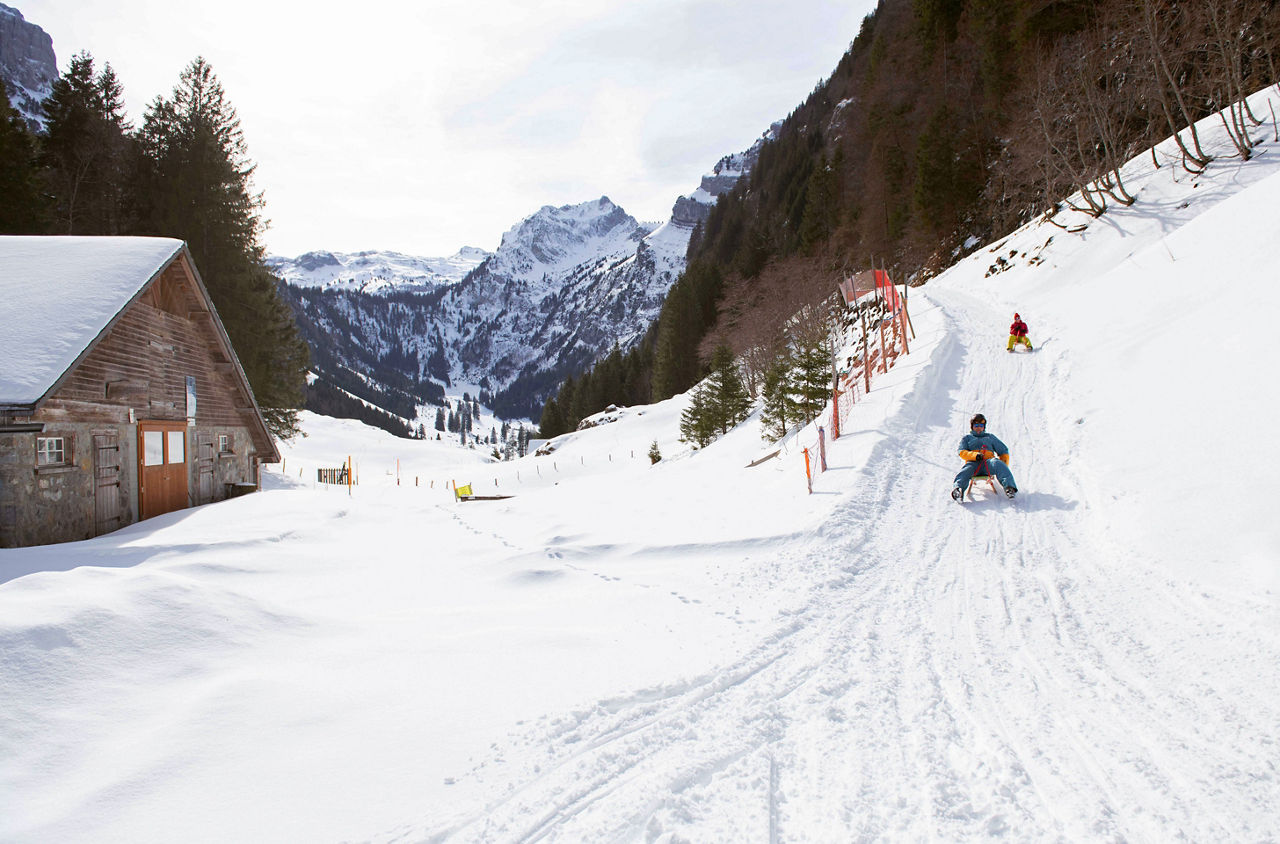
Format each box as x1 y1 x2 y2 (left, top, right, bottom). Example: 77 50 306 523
408 291 1280 842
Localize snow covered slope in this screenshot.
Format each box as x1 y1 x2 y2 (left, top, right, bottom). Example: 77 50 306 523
1 90 1277 842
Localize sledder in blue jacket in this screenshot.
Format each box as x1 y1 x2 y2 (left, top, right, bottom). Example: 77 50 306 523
952 412 1017 500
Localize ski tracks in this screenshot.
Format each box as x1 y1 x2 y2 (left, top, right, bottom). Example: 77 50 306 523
388 290 1279 842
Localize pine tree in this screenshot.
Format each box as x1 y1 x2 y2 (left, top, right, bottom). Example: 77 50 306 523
679 385 717 448
570 368 598 424
793 337 832 424
760 354 795 442
594 344 625 408
38 52 132 235
556 376 578 430
0 80 46 233
134 57 307 438
539 398 565 438
706 344 752 435
799 153 837 249
651 280 701 400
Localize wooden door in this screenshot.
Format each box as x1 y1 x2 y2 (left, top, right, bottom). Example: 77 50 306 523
138 421 189 520
197 433 214 504
93 432 123 535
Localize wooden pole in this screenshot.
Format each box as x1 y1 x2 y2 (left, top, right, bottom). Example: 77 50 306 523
881 258 908 354
878 319 888 373
831 385 840 440
860 304 871 394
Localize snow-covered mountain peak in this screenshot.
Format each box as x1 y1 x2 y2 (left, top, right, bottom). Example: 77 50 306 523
268 246 490 295
488 196 648 285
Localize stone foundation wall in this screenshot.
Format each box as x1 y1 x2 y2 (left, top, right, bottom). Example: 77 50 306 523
1 421 260 548
0 422 132 548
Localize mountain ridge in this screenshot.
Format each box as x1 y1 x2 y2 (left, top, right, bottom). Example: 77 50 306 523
283 131 773 422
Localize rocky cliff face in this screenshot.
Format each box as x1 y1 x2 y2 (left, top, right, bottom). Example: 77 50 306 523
0 3 56 131
669 122 780 229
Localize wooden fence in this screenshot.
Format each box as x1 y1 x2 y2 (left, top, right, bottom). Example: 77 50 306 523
317 467 350 485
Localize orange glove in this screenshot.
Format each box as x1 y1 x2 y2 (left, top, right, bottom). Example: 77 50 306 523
999 453 1010 466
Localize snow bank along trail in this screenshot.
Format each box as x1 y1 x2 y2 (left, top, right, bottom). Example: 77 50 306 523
408 290 1280 842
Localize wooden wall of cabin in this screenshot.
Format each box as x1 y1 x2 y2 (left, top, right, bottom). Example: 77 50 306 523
39 261 259 436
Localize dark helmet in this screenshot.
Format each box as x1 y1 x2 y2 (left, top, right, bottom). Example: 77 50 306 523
970 413 987 427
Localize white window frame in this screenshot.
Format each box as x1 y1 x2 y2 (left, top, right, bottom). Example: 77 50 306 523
218 434 231 454
37 436 68 466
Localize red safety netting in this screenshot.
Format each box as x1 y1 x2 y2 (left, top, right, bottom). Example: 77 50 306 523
799 276 914 492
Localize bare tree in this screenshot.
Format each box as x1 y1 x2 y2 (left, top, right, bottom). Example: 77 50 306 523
1029 49 1110 218
740 342 777 400
1130 0 1214 172
1196 0 1263 160
1071 23 1144 206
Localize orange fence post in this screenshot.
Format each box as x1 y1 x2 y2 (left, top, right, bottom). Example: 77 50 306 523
803 447 813 494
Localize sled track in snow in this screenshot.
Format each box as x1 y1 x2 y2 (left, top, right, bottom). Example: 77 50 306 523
402 290 1280 842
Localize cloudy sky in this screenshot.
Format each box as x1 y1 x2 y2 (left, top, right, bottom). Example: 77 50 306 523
19 1 875 258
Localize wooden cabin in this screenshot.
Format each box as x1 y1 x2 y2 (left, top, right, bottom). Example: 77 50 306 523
0 236 280 548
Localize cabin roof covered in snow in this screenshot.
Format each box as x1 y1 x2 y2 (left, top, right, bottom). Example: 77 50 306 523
0 236 185 405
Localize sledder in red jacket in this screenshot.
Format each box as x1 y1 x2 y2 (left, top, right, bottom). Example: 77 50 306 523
1007 313 1032 352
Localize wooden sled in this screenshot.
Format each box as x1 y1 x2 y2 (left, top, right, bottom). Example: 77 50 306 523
966 470 999 500
453 483 512 502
